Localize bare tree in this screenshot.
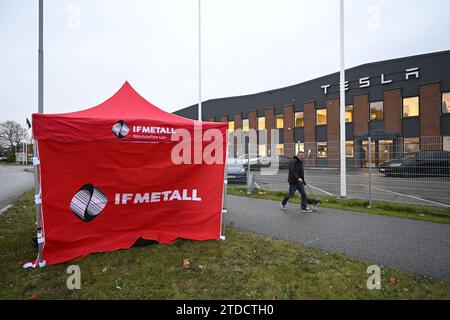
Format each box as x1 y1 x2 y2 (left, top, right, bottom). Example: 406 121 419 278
0 121 28 158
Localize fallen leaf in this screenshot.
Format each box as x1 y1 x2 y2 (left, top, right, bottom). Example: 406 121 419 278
357 283 365 289
388 277 397 285
182 259 190 269
102 267 108 273
197 265 205 272
30 293 38 300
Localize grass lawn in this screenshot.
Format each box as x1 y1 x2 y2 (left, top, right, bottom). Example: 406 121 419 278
0 190 449 300
228 186 450 224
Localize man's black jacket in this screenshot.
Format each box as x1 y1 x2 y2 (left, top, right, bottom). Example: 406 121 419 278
288 156 305 185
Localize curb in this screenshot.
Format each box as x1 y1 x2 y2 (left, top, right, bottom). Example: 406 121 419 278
0 204 13 215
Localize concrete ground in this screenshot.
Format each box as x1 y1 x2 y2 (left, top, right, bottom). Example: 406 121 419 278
0 165 34 212
225 194 450 283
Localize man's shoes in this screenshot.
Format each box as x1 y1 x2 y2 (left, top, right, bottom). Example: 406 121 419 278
280 203 287 210
301 207 313 213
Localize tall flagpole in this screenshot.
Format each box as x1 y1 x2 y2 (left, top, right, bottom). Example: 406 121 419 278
339 0 347 197
38 0 44 114
25 0 45 268
198 0 202 121
25 118 28 164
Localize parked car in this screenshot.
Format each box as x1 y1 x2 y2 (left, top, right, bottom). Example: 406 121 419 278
267 155 292 169
378 151 450 177
237 154 271 168
227 162 247 184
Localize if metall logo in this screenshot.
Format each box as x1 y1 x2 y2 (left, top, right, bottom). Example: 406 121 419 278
70 183 108 222
112 120 130 138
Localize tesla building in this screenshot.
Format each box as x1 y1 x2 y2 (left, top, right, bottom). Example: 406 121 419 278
175 50 450 167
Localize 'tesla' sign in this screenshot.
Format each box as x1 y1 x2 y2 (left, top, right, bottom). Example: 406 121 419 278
321 67 419 95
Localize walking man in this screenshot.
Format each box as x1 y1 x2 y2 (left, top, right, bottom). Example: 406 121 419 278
280 151 312 212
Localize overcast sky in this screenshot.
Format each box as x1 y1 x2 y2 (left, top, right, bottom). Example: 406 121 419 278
0 0 449 124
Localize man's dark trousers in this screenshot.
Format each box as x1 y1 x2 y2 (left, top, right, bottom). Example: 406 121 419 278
281 183 307 209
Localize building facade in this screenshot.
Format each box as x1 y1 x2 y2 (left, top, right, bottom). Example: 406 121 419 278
174 51 450 167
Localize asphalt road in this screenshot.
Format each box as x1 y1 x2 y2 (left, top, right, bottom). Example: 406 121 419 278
252 168 450 208
225 195 450 282
0 165 34 211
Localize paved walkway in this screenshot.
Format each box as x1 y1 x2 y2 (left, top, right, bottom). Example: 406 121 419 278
225 195 450 282
0 165 34 211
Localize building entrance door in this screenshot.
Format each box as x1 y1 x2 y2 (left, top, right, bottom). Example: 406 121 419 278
362 140 376 168
378 140 394 165
361 139 394 167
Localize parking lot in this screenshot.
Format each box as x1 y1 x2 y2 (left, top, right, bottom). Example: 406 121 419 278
251 168 450 208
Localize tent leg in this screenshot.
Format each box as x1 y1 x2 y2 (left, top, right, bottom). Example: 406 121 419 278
31 139 45 267
220 140 229 241
220 173 227 241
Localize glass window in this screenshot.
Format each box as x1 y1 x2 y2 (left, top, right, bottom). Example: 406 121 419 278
345 141 354 157
403 97 419 118
258 117 265 130
295 112 304 127
258 144 267 157
276 115 284 129
370 101 383 120
228 121 235 132
443 137 450 151
317 142 328 158
404 137 420 154
295 142 304 154
442 92 450 114
276 144 284 156
242 119 249 132
345 105 353 123
316 109 327 125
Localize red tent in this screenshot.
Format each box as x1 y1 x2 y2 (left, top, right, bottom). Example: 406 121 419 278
29 82 227 266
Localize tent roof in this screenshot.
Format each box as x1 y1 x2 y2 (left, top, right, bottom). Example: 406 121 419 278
33 82 226 142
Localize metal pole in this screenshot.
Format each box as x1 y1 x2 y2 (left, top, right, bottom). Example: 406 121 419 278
339 0 347 198
246 139 252 194
198 0 202 122
28 0 44 267
220 135 229 241
38 0 44 114
368 137 372 208
25 119 28 165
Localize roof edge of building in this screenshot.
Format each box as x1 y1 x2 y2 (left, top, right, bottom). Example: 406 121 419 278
174 49 450 114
